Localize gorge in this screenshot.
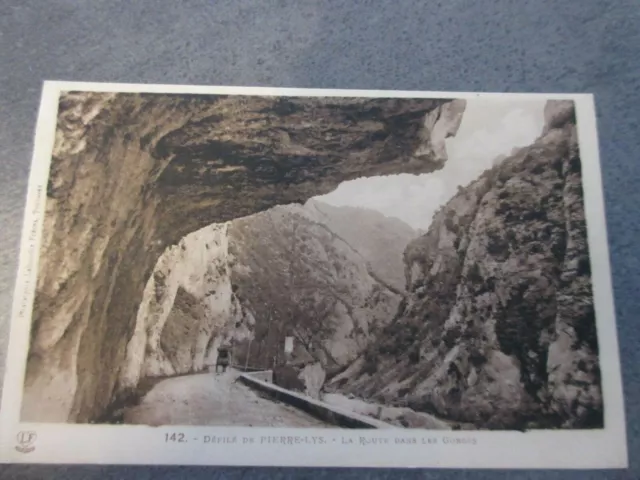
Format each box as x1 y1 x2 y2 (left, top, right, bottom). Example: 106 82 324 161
22 92 602 430
23 92 464 423
327 100 602 430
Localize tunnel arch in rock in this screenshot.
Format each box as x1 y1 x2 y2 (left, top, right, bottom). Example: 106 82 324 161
22 91 465 423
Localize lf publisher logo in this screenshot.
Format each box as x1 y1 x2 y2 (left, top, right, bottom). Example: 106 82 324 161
15 431 37 453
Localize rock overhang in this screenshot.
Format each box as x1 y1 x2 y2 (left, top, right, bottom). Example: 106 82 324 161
24 91 466 422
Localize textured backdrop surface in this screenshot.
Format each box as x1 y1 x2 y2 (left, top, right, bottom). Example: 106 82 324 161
0 1 638 479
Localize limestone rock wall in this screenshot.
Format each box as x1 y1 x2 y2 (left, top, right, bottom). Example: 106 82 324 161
332 101 602 430
24 92 458 422
119 222 253 395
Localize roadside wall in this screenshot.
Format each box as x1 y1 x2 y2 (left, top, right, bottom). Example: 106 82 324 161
238 373 395 429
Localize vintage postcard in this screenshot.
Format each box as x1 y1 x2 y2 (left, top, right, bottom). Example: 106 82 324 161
0 82 628 468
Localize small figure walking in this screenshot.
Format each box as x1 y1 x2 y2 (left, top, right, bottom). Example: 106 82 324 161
215 346 230 374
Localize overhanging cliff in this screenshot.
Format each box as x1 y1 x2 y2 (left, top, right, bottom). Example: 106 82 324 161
24 92 465 422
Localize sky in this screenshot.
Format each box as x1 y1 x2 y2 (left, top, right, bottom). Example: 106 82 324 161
315 98 547 231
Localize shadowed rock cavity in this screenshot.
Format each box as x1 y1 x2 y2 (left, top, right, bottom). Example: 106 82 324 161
23 92 465 422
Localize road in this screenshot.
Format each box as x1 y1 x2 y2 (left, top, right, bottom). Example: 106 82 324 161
122 368 330 427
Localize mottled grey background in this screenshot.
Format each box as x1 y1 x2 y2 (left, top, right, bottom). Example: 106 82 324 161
0 1 638 479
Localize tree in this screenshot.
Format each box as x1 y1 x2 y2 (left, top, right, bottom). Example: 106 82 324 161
229 207 344 370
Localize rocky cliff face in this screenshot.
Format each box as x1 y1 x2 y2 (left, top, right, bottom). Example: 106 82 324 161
119 222 253 396
228 202 414 375
24 92 463 422
331 101 602 430
304 199 416 292
115 201 411 403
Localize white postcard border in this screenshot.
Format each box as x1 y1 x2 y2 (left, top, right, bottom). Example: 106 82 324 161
0 82 628 469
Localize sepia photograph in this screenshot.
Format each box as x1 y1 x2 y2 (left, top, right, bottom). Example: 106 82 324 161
0 83 626 468
19 88 603 431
